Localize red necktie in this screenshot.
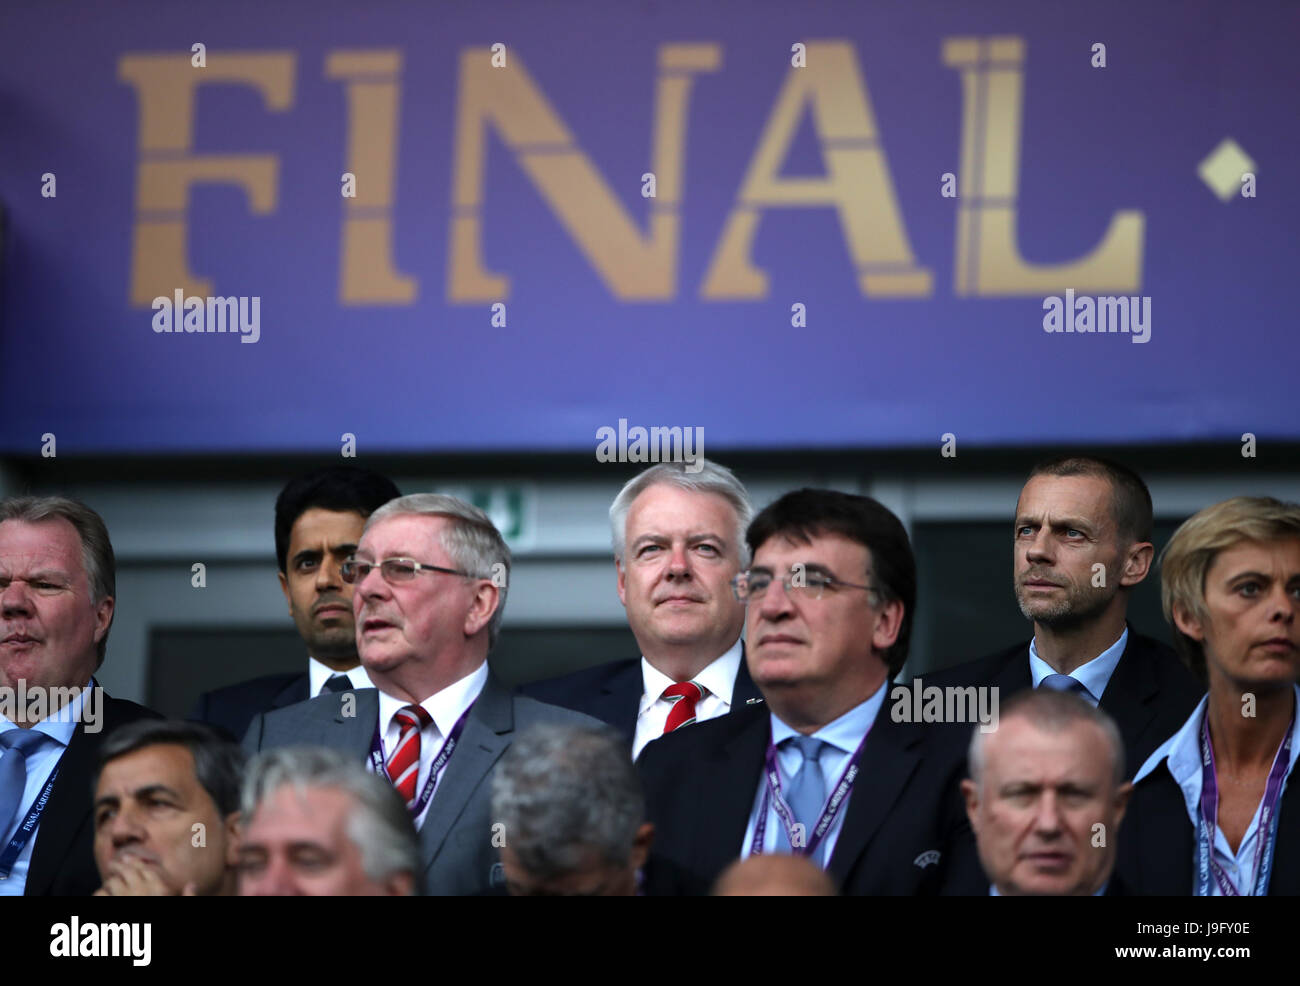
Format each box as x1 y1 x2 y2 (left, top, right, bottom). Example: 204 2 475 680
387 705 431 808
662 681 706 734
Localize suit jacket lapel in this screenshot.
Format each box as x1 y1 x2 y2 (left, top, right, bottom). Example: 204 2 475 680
417 674 513 873
22 721 98 896
1097 631 1158 767
272 673 310 710
733 644 764 709
597 661 642 744
690 708 768 876
826 697 923 884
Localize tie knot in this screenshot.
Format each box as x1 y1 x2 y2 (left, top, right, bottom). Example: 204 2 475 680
662 681 705 703
1039 674 1094 702
785 734 825 765
0 728 48 756
322 674 352 694
394 705 431 732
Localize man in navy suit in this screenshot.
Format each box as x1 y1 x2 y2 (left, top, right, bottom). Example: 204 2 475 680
192 466 399 740
524 460 761 758
638 489 983 895
921 455 1203 774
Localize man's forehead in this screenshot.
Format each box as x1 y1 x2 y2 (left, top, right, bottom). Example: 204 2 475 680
98 744 199 794
753 531 870 566
0 518 85 568
627 484 737 531
986 719 1111 776
1017 475 1114 522
290 508 367 547
359 514 446 553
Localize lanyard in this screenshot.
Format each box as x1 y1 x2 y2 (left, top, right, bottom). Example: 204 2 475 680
0 765 59 880
370 702 475 820
749 726 871 863
1196 709 1294 896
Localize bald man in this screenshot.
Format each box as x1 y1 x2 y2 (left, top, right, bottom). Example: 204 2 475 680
713 854 837 896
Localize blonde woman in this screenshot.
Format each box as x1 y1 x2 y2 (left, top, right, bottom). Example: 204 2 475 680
1118 497 1300 894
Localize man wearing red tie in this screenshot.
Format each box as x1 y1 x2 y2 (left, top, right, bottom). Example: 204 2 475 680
242 494 596 895
524 460 762 758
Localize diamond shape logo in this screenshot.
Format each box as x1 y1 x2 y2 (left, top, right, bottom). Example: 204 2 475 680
1198 138 1256 202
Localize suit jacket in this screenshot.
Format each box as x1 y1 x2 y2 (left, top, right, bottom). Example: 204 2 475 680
192 672 309 742
1116 756 1300 895
922 627 1204 777
636 693 985 895
520 646 764 747
25 693 160 896
242 672 601 896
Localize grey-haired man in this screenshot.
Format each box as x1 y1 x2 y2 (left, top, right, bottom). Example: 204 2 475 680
524 460 762 757
243 494 597 896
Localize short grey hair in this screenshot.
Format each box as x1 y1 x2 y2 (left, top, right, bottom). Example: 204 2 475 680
97 719 244 815
365 493 511 650
0 495 116 665
609 460 753 566
491 723 645 881
242 747 420 888
968 689 1126 789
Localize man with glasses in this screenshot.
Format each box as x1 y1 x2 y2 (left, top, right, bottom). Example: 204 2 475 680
243 494 598 896
637 489 983 895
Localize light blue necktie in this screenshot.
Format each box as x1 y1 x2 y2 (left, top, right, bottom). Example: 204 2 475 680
781 735 828 864
0 730 48 836
1039 673 1097 705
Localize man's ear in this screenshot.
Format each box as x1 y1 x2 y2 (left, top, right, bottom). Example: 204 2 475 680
629 821 654 872
615 558 628 608
871 598 904 655
464 581 500 638
961 778 980 835
93 595 115 644
1112 781 1133 830
223 811 241 868
387 870 417 896
1119 541 1154 588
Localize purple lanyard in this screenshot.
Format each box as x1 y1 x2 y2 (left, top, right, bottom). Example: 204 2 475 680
370 702 475 820
0 765 59 880
749 725 871 862
1196 707 1294 896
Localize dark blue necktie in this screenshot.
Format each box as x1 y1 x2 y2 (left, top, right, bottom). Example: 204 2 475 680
322 674 352 695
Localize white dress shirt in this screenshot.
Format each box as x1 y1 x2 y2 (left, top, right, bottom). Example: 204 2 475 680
374 662 488 831
0 681 90 896
632 638 744 760
307 656 373 698
1028 627 1128 706
1134 685 1300 895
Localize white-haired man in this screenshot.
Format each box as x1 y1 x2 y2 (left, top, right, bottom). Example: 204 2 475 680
243 494 598 895
525 460 762 758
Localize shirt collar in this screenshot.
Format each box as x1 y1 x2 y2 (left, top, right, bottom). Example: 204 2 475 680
770 679 887 755
0 677 92 746
638 638 744 715
307 655 370 697
1029 626 1128 701
1137 684 1300 811
377 662 488 740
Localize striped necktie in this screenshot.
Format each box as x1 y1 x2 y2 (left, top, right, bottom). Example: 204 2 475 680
386 705 431 808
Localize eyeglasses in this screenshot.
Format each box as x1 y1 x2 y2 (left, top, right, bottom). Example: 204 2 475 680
730 569 879 603
340 557 472 585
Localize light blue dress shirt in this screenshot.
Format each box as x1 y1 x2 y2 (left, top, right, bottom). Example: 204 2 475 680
0 682 90 896
740 682 886 864
1133 684 1300 896
1028 627 1128 706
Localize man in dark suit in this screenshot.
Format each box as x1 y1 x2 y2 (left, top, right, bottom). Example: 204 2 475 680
922 456 1203 774
638 489 983 895
523 460 761 757
963 689 1132 896
193 466 399 739
243 493 598 895
0 495 158 896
